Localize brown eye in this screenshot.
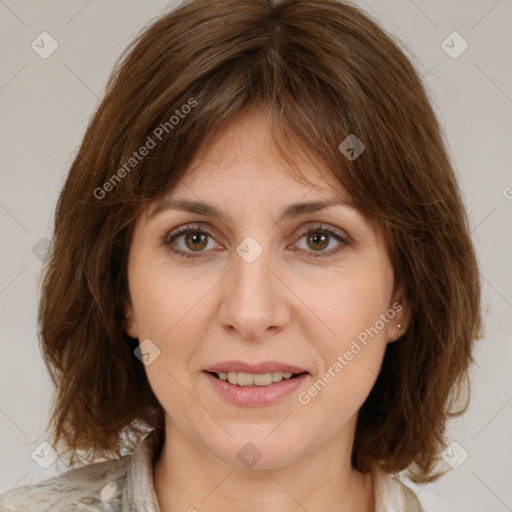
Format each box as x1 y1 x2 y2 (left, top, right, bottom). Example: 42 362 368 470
306 232 330 251
163 224 219 259
294 226 348 258
183 232 209 252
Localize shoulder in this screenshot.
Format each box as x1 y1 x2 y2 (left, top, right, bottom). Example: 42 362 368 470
0 455 131 512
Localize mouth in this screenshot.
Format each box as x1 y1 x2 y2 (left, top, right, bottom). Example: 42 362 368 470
206 370 308 387
202 362 310 407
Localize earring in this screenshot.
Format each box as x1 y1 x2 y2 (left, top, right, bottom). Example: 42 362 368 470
397 323 402 338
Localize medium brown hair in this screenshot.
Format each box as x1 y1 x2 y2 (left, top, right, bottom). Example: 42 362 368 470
39 0 482 483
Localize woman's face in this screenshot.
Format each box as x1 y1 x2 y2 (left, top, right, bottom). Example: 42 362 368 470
125 109 407 469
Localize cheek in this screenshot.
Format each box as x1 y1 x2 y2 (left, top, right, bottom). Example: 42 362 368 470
292 295 389 444
129 252 214 340
291 268 391 407
130 269 209 425
294 268 392 353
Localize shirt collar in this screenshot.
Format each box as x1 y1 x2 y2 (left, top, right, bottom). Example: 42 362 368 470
123 430 162 511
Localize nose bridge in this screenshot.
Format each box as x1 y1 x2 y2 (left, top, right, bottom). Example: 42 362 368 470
219 236 288 339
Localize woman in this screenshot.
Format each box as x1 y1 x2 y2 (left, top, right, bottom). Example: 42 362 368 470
0 0 482 510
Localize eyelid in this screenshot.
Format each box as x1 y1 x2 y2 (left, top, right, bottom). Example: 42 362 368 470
295 222 349 243
162 222 218 244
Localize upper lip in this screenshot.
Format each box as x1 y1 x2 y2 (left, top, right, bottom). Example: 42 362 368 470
204 360 308 374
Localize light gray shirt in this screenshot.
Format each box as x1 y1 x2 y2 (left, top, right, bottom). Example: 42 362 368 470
0 431 424 511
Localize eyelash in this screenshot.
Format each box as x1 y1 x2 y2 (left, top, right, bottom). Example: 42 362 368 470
163 223 349 260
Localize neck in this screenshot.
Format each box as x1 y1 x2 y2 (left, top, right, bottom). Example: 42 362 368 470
153 418 374 512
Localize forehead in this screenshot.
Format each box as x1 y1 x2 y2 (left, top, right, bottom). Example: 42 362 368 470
172 108 345 198
144 114 368 237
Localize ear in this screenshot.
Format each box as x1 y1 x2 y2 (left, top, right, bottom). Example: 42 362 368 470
123 300 139 339
387 285 411 344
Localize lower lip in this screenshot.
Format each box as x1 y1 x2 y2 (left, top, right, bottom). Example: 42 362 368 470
203 371 309 407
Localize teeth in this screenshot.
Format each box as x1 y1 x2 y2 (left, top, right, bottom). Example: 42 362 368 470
216 371 296 386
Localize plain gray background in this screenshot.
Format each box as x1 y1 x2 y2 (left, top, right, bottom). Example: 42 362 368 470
0 1 511 510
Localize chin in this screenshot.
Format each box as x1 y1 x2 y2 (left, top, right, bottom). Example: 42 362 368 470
201 427 308 470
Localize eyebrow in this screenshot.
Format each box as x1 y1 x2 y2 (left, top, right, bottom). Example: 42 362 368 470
149 197 356 224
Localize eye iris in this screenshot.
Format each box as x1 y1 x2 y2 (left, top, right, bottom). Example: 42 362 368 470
185 232 208 251
308 233 328 251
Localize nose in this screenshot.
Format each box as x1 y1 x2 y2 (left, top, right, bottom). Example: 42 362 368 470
218 242 290 340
